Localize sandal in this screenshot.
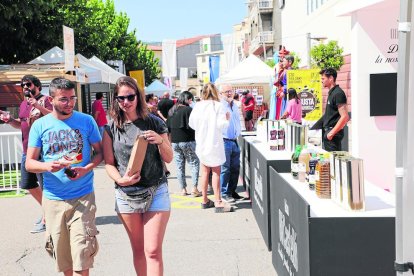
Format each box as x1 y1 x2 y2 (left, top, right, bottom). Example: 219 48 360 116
180 189 189 196
214 201 234 213
192 190 202 197
201 199 215 209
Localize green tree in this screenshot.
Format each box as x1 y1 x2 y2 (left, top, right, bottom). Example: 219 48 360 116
0 0 160 84
265 59 275 68
136 43 161 84
310 40 344 70
0 0 61 63
289 51 301 70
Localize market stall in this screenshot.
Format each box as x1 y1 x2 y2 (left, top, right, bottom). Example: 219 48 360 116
215 55 273 123
242 117 396 275
244 135 291 250
270 169 395 276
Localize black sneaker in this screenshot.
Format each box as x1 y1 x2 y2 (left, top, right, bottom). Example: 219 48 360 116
222 195 236 203
231 192 244 200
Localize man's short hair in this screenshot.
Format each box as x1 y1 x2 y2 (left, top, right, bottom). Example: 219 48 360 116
284 55 295 64
319 68 337 81
96 92 103 100
49 78 75 96
219 84 232 93
21 75 42 91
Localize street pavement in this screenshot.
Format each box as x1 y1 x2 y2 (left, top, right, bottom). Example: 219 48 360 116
0 162 276 276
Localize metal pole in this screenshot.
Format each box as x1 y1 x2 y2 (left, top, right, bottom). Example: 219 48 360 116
395 0 412 275
257 0 267 60
306 32 311 68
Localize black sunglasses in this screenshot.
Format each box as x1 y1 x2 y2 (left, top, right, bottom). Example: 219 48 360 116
115 94 136 102
21 82 33 88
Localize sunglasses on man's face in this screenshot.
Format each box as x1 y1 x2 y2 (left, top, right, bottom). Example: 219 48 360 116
21 82 33 88
115 94 136 103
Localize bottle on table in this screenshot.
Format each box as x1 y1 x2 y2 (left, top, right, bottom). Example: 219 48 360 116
308 153 318 190
315 153 331 199
278 126 285 151
298 145 310 183
291 145 302 180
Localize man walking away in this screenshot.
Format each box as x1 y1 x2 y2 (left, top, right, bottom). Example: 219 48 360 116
91 92 108 137
157 91 174 122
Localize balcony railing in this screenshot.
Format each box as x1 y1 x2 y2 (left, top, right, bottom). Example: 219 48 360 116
258 0 273 10
249 0 273 20
250 31 274 52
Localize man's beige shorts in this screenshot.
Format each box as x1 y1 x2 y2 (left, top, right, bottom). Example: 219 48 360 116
43 192 99 272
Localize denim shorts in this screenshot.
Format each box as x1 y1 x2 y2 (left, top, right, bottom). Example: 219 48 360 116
115 183 170 213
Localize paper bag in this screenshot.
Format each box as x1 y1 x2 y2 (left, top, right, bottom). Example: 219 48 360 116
127 135 148 175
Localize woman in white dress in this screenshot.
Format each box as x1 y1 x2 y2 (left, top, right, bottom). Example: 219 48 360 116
189 83 233 212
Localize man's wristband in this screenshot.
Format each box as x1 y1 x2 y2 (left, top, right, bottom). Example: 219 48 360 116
157 138 164 145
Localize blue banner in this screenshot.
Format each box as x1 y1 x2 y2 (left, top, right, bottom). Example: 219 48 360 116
209 55 220 83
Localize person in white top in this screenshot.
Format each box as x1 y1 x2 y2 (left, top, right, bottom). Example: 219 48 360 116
233 93 246 131
189 83 233 213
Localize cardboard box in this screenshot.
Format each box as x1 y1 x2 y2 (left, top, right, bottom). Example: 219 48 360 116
127 135 148 175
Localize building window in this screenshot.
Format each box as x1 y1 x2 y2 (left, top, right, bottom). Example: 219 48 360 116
307 0 328 15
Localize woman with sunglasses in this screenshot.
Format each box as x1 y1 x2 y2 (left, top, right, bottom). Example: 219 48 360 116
102 76 173 275
189 83 233 213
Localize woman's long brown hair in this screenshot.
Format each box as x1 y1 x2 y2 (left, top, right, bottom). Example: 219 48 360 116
201 83 220 101
109 76 148 129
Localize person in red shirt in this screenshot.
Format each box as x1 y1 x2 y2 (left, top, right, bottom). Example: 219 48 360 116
242 90 255 131
91 92 108 137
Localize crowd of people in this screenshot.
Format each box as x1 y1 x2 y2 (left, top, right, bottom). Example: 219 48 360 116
0 74 258 275
0 64 348 275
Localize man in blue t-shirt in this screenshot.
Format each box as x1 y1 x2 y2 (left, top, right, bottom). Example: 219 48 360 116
26 77 102 275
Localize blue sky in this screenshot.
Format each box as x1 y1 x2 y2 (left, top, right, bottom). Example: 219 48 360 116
113 0 247 42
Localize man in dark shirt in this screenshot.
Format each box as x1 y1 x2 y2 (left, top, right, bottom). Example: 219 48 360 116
320 68 349 151
157 92 174 122
0 75 53 233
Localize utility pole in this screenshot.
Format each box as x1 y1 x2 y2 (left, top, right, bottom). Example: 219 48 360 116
256 0 267 60
395 0 414 275
307 32 311 68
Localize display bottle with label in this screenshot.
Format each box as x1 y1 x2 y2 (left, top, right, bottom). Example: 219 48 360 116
308 153 318 190
291 145 302 179
315 154 331 199
298 146 310 183
269 125 278 151
278 126 285 151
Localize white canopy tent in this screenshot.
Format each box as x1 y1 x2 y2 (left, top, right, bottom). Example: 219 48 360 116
215 54 273 84
28 46 65 64
75 54 104 83
89 56 124 84
28 47 124 84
